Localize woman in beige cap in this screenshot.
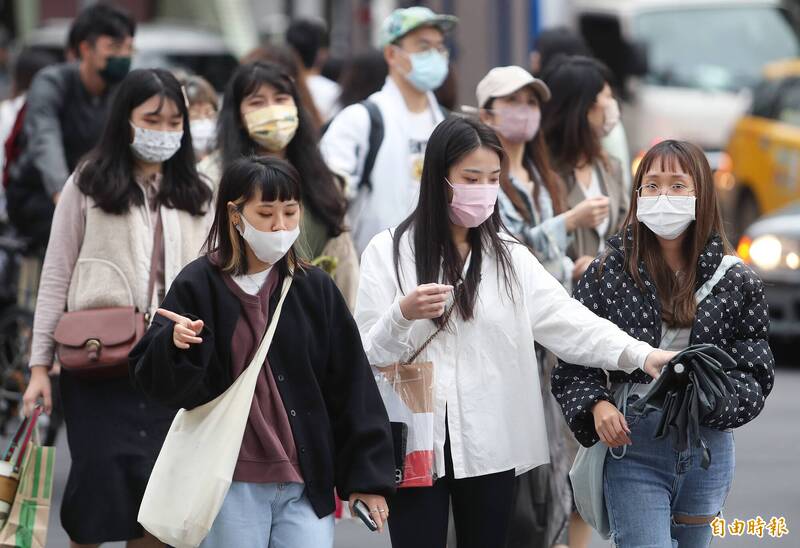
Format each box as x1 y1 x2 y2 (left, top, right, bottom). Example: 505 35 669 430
472 66 609 289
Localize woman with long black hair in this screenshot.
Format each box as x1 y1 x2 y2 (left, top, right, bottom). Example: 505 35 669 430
541 56 627 284
474 65 608 289
355 116 676 548
23 68 212 547
199 61 359 306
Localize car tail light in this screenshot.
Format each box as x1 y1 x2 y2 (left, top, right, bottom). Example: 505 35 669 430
714 152 736 191
737 235 752 264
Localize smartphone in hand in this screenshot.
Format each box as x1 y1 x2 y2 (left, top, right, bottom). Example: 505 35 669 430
353 499 378 531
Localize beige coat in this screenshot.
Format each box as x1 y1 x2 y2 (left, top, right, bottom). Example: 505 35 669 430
68 184 211 315
561 157 629 260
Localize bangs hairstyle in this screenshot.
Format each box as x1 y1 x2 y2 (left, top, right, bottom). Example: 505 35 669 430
393 116 518 326
204 156 303 277
610 140 732 327
77 68 212 216
540 55 612 172
218 61 345 238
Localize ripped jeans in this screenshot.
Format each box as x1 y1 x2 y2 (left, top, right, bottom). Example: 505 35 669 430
603 396 735 548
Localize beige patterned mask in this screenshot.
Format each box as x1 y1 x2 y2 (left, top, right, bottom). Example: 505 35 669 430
244 104 299 152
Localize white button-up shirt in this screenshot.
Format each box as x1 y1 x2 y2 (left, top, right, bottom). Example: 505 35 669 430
355 229 652 479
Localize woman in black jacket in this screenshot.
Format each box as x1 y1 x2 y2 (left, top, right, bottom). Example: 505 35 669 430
130 157 395 547
551 140 774 548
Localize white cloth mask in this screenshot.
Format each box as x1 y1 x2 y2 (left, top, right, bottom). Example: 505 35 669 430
636 195 696 240
130 123 183 163
190 118 217 154
602 98 620 136
236 214 300 265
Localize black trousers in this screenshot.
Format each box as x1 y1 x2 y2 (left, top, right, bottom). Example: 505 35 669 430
388 425 516 548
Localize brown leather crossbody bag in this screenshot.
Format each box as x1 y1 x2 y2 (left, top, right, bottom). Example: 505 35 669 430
53 214 162 379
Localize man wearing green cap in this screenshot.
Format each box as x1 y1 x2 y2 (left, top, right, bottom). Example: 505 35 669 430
321 6 457 254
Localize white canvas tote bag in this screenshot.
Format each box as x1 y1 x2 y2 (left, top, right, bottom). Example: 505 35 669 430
138 274 293 548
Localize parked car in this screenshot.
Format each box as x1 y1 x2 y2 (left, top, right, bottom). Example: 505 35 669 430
736 202 800 339
573 0 800 169
724 59 800 239
23 19 238 91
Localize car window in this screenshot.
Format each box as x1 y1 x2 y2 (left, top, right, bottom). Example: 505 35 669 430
751 80 785 119
632 7 800 92
775 78 800 126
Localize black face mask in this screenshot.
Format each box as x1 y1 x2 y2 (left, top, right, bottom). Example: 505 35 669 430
99 55 132 84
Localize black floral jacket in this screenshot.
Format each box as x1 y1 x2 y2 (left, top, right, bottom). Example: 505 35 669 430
551 233 775 447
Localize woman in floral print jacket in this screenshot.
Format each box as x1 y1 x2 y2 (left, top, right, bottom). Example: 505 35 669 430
551 140 774 548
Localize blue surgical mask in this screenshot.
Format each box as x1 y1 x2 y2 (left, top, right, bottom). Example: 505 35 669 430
402 49 449 92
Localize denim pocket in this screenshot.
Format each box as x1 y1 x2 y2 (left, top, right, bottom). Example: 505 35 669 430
623 396 646 428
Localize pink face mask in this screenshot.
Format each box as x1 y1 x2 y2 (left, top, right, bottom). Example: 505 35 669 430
446 178 500 228
491 105 541 143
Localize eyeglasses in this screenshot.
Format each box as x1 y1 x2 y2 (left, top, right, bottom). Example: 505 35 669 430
394 43 450 57
637 182 695 199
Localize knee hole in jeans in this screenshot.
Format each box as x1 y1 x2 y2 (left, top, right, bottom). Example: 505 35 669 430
671 512 718 526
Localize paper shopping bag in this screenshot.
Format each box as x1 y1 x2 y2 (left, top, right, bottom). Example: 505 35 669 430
373 361 435 487
0 444 55 548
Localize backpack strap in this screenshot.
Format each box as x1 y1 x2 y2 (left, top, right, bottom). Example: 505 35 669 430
358 99 384 192
356 100 449 192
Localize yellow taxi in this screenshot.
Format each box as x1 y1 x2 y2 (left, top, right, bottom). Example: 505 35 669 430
723 59 800 238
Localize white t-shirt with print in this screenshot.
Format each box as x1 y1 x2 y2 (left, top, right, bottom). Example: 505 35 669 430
407 109 438 186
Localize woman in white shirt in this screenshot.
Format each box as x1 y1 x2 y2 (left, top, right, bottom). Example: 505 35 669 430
355 116 675 548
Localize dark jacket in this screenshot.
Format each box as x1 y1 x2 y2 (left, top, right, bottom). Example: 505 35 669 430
129 256 396 517
6 63 112 249
551 233 774 447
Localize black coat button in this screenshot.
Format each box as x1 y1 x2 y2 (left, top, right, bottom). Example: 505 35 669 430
290 410 296 417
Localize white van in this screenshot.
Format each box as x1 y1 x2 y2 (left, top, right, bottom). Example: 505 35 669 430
572 0 800 167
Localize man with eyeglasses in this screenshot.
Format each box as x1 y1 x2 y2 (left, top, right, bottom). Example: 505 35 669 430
321 7 457 254
6 3 135 250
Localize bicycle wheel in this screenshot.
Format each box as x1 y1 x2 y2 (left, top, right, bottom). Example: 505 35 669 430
0 306 34 435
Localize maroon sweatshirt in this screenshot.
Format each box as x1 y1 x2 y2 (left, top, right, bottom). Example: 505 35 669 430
222 269 303 484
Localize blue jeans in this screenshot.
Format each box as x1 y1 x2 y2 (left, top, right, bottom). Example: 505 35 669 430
200 481 334 548
604 396 735 548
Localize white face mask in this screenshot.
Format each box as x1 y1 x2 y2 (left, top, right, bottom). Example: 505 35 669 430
636 195 696 240
190 118 217 154
236 213 300 265
130 123 183 163
602 98 620 136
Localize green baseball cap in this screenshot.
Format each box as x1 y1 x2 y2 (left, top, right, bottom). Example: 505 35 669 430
379 6 458 47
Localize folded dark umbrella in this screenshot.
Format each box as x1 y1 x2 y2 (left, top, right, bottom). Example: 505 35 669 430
630 344 739 469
